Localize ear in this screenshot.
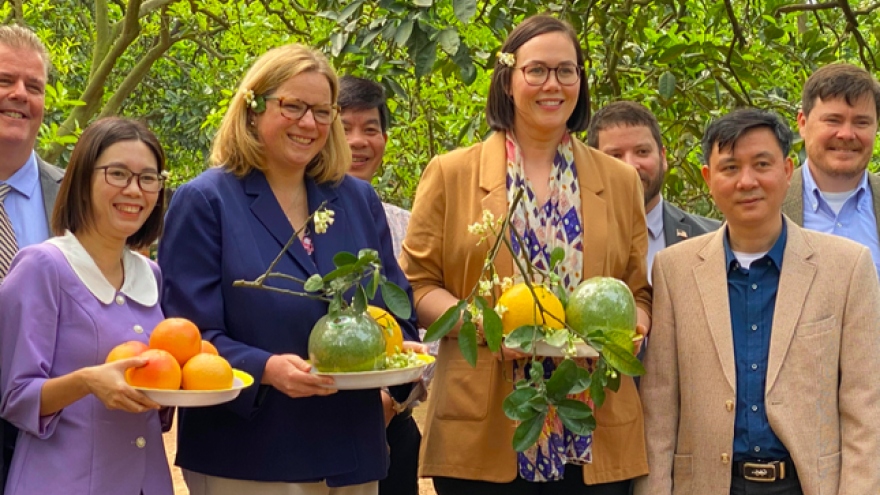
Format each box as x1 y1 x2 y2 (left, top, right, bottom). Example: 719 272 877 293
701 164 711 187
382 132 388 144
784 156 794 182
796 110 807 137
660 146 669 175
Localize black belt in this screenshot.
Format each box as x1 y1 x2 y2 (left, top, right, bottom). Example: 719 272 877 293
732 458 795 483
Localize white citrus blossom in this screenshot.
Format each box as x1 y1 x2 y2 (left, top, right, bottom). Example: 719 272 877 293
313 209 335 234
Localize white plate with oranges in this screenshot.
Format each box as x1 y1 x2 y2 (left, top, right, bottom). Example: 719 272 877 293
108 318 255 407
311 353 435 390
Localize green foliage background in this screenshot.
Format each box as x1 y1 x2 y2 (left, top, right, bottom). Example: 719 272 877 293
8 0 880 216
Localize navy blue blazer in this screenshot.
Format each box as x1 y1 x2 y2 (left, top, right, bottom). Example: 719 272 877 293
158 167 418 486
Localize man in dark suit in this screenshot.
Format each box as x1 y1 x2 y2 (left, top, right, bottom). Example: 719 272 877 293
0 24 63 491
782 63 880 280
588 101 720 282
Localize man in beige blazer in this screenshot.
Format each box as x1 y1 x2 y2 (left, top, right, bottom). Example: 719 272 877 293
635 109 880 495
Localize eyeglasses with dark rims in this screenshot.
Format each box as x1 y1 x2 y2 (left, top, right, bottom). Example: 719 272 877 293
517 63 582 86
95 165 166 193
265 96 339 125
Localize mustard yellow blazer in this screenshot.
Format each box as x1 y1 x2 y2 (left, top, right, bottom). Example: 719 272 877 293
400 132 652 484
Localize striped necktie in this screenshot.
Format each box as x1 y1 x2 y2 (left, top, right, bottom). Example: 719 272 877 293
0 183 18 279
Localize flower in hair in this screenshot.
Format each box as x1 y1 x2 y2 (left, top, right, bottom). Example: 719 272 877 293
497 51 516 68
241 88 266 113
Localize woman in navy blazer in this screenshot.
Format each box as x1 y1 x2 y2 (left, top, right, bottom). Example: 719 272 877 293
158 44 418 495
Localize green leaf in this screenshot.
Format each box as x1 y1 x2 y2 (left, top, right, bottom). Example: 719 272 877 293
303 274 324 292
414 40 438 78
413 0 432 6
394 20 414 46
333 251 357 267
424 300 466 342
658 71 676 100
381 282 412 320
512 412 547 452
453 0 476 24
549 247 565 270
601 340 646 377
558 406 596 436
459 321 478 367
504 325 541 352
475 297 503 352
502 387 540 421
338 0 363 22
544 328 569 348
555 398 593 420
321 264 355 283
570 366 591 395
657 43 690 63
367 269 380 299
590 361 607 408
545 358 579 402
353 286 368 313
438 29 460 56
356 249 379 263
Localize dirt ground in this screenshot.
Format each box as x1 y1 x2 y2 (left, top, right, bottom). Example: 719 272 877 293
164 401 436 495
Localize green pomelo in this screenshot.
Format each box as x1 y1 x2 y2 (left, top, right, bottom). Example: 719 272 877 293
565 277 636 339
308 313 387 372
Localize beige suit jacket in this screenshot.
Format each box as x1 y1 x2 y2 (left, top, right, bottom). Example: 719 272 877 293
400 132 651 484
634 218 880 495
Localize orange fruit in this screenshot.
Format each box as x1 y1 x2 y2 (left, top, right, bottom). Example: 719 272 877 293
200 340 219 356
367 305 405 357
181 354 234 390
105 340 148 363
126 349 182 390
149 318 201 366
497 283 566 335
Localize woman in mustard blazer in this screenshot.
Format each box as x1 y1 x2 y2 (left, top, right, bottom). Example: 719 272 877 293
400 15 651 495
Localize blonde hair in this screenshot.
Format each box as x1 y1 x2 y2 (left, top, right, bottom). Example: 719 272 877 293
0 24 51 76
210 44 350 184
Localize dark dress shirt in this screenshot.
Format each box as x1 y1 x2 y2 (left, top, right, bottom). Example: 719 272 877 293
724 222 790 461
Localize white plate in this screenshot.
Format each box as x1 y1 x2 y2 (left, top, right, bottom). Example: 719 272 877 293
507 335 643 358
311 354 435 390
134 369 254 407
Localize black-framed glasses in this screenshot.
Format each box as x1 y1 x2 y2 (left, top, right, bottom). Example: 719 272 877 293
518 63 582 86
264 96 339 125
95 165 165 193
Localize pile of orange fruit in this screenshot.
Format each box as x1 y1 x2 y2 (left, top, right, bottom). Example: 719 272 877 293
106 317 234 391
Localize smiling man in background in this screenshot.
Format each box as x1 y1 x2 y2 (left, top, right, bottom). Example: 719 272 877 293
783 63 880 279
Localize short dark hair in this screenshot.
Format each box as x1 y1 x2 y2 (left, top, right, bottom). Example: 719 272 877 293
338 75 390 133
802 63 880 118
486 15 590 132
52 117 166 249
586 101 663 151
701 109 793 164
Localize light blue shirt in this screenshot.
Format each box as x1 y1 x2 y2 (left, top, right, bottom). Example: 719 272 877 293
0 152 50 248
801 164 880 280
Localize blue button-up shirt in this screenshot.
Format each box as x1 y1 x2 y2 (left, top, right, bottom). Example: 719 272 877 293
801 164 880 280
0 152 50 248
724 223 789 461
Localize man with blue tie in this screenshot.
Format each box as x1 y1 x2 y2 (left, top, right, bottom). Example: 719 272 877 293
782 63 880 280
0 24 64 492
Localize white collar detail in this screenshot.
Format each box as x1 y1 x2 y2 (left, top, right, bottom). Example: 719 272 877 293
46 231 158 306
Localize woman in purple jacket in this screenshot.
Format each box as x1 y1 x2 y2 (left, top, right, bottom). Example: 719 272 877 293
0 117 173 495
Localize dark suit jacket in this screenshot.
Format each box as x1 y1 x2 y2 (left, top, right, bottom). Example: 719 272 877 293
662 201 721 247
37 156 64 225
782 168 880 239
2 155 63 493
159 168 417 486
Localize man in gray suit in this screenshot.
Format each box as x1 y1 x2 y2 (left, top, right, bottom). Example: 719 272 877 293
0 24 63 491
782 63 880 279
588 101 720 282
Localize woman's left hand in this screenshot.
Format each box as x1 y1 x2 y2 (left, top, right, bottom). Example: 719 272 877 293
402 341 428 354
